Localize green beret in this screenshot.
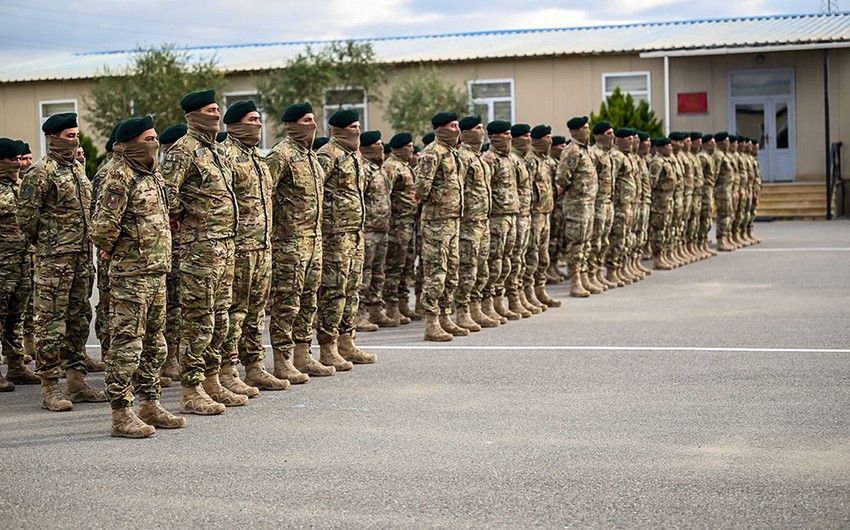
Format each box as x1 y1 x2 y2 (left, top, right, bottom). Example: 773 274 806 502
701 134 714 143
0 138 20 158
360 130 381 146
714 131 729 141
422 132 435 145
282 102 313 123
13 140 25 155
655 137 672 147
615 127 634 138
637 131 650 142
458 115 482 131
223 100 258 125
551 135 567 146
728 134 739 142
159 124 188 145
531 125 552 139
313 136 329 150
105 120 124 152
482 142 490 152
20 142 30 155
115 115 155 143
486 120 511 135
689 132 702 141
180 89 217 113
216 132 228 143
431 111 458 128
390 132 413 149
328 108 359 128
383 143 392 154
42 112 78 135
566 116 588 130
414 145 422 153
669 131 687 141
592 121 612 135
510 124 531 137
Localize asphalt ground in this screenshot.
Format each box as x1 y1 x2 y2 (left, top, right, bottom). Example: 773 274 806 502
1 220 849 529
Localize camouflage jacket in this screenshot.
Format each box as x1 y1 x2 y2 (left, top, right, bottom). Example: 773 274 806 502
589 144 615 205
317 138 365 234
222 136 272 251
527 151 555 214
698 151 717 190
649 154 677 210
512 150 532 215
458 144 492 221
556 140 598 205
610 148 638 208
383 154 417 225
91 153 116 210
415 140 463 221
482 148 519 215
362 156 392 232
90 155 171 276
0 165 26 263
713 150 735 189
17 154 91 256
636 153 652 206
266 138 324 240
674 151 695 198
161 128 238 245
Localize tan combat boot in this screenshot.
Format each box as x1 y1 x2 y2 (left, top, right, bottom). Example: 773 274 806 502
653 252 673 271
338 332 378 364
6 357 39 385
580 273 603 294
469 301 499 328
138 400 187 429
202 373 249 407
596 270 616 289
160 344 180 380
23 333 35 364
704 241 717 257
159 375 172 388
525 285 547 311
588 271 608 293
293 343 335 377
520 288 544 314
636 257 653 275
545 263 562 284
355 308 378 332
605 268 624 287
507 293 532 318
494 295 521 320
83 355 106 372
368 304 398 328
386 303 410 325
41 379 72 411
440 313 471 336
244 360 290 390
424 314 453 342
180 384 226 415
219 363 259 398
319 341 354 371
716 235 734 252
273 348 310 384
0 372 13 392
65 368 106 403
455 306 482 332
398 299 421 321
111 407 156 438
480 297 506 325
569 272 591 298
535 284 561 308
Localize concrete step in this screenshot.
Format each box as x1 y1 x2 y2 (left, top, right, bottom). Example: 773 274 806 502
757 183 826 219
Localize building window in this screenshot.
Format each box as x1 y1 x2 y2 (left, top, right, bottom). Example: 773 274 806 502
468 79 514 124
602 72 651 106
222 92 269 151
39 99 78 158
323 87 367 135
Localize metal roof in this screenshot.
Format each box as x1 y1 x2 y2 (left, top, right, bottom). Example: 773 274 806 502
2 12 849 83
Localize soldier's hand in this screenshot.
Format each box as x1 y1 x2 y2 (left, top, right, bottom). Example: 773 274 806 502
99 249 111 260
170 218 181 232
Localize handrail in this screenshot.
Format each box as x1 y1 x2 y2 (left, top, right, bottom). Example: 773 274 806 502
828 141 843 219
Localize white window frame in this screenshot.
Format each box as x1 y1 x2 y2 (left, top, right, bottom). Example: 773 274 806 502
38 98 78 158
468 78 515 123
222 90 270 152
323 86 368 135
602 71 652 108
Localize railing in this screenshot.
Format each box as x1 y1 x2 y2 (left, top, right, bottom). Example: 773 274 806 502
827 141 843 219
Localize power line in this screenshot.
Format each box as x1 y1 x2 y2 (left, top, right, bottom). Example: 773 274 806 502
821 0 840 12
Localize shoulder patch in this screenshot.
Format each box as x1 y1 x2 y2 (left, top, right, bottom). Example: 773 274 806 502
107 183 125 195
106 193 121 210
20 184 33 199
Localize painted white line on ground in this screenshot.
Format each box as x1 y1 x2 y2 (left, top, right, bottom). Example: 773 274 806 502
742 247 850 252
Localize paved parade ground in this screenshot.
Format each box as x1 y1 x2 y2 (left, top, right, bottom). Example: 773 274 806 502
2 220 849 528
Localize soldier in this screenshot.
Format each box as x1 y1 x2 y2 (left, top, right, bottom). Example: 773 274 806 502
455 115 495 331
415 111 465 341
90 116 185 438
556 116 598 297
713 132 736 252
507 124 537 317
17 112 105 411
546 135 569 284
588 120 616 291
265 103 332 383
162 89 245 415
359 130 397 328
0 138 39 390
697 134 718 257
219 100 288 394
747 139 763 245
633 131 654 275
606 128 639 286
382 132 419 324
16 141 35 364
316 108 377 366
649 138 677 270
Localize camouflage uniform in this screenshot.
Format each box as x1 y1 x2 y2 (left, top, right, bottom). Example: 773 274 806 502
91 152 171 409
649 152 677 255
482 147 519 299
686 149 703 248
635 152 652 258
697 148 717 247
555 140 598 275
547 150 566 269
0 160 29 366
18 153 93 380
456 143 491 310
162 128 238 387
507 151 532 297
163 143 182 365
360 155 392 307
220 135 273 367
607 147 637 271
588 144 615 278
382 153 418 306
91 154 117 359
524 149 555 288
713 148 735 242
747 151 762 234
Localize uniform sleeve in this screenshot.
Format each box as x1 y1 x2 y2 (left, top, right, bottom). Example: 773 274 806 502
414 150 438 202
265 149 287 186
90 172 130 253
160 145 193 219
555 150 576 194
316 152 333 184
16 166 49 243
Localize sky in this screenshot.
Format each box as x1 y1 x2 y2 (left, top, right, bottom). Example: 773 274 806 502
0 0 838 65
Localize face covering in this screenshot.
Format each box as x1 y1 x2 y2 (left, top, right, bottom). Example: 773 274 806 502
489 135 511 155
435 127 459 148
360 143 383 164
227 122 262 147
285 121 317 149
115 141 159 172
47 136 79 165
331 126 360 152
460 129 485 151
511 137 532 156
185 111 221 142
532 137 552 155
0 159 20 181
393 145 413 163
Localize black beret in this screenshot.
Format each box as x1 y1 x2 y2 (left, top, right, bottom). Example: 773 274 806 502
531 125 552 139
431 111 458 128
566 116 588 130
115 115 155 143
0 138 20 158
216 132 228 143
458 115 482 131
414 145 422 153
551 135 567 146
390 132 413 149
714 131 729 141
313 136 330 150
669 131 687 141
702 134 714 143
42 112 78 135
223 100 258 125
13 140 25 155
655 137 672 147
360 130 381 146
728 134 739 142
422 132 435 145
689 132 702 141
383 143 392 154
486 120 511 135
615 127 635 138
20 142 30 155
106 120 123 152
510 124 531 137
637 131 650 142
328 108 359 128
592 121 612 135
282 102 313 123
482 142 490 152
180 89 217 113
159 124 188 145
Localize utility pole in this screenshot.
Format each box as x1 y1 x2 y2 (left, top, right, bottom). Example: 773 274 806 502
821 0 840 12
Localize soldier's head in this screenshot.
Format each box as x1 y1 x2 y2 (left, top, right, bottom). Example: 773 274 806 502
637 131 651 155
510 124 532 156
327 108 361 152
486 120 512 154
689 132 702 153
655 137 673 156
550 136 568 160
75 146 85 164
615 128 634 152
360 130 383 164
181 89 220 140
114 115 159 172
714 132 730 151
431 112 460 147
159 123 187 152
281 102 316 149
531 125 552 155
701 134 716 154
42 112 79 141
18 142 32 166
669 131 687 153
592 120 614 148
422 132 435 147
389 132 414 162
0 138 22 174
224 100 263 148
729 135 739 153
752 139 759 155
459 116 485 151
567 116 589 144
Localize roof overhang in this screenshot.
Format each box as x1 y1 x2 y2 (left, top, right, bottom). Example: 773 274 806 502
640 41 850 58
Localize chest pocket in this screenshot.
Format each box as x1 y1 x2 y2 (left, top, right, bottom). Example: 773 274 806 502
289 156 316 194
53 167 82 212
131 176 169 263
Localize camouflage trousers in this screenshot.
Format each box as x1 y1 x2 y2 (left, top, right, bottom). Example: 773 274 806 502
607 203 635 269
562 201 594 273
635 202 651 256
164 248 181 355
361 230 388 307
649 204 673 254
687 184 703 242
383 220 415 305
413 210 424 302
419 217 460 316
714 183 734 239
22 252 34 338
222 247 271 367
105 273 166 410
94 253 110 358
507 214 531 295
455 218 490 309
33 252 93 380
587 201 613 275
525 213 551 288
548 203 566 267
483 214 516 299
269 235 321 357
318 231 364 344
699 190 714 244
734 188 750 233
0 258 30 362
747 191 759 229
178 238 234 387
